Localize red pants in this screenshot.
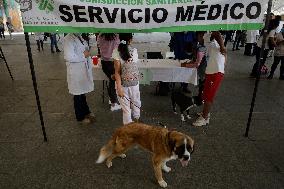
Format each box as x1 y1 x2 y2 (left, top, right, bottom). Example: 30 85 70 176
202 72 224 103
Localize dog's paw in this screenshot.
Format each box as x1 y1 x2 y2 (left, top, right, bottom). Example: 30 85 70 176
106 161 112 168
186 115 192 119
162 165 171 173
158 180 168 188
119 154 126 159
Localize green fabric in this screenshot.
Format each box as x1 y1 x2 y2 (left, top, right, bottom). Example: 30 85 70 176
24 23 263 33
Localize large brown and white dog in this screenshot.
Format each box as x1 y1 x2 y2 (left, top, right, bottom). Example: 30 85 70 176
96 123 194 188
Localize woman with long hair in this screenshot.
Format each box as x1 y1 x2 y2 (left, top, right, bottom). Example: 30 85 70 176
97 33 121 111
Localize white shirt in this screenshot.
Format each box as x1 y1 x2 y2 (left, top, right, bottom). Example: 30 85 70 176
246 30 259 44
205 39 225 74
257 29 276 49
34 32 44 41
64 34 94 95
274 32 284 57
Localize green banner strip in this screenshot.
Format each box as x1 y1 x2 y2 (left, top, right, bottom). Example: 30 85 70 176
24 23 263 33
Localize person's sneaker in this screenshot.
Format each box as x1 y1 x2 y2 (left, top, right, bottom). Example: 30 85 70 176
81 118 91 125
108 100 112 105
197 112 211 118
111 103 121 111
192 116 210 127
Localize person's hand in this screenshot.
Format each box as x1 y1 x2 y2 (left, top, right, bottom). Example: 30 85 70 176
84 50 90 58
187 63 198 68
117 87 124 97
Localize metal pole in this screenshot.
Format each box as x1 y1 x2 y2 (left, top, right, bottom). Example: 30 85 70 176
24 32 47 142
245 0 273 137
0 47 14 81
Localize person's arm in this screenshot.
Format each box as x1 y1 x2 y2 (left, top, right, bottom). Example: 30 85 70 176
211 31 226 55
112 48 124 97
182 51 205 68
114 59 124 97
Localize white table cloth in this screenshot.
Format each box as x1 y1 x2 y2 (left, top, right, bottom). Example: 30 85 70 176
93 59 198 85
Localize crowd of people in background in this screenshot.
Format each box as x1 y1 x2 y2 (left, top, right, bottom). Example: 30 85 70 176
0 20 14 40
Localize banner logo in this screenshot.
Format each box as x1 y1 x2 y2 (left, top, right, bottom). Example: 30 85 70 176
15 0 32 12
36 0 54 13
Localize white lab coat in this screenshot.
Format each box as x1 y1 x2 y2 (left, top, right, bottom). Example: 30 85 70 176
64 34 94 95
246 30 260 44
34 32 44 41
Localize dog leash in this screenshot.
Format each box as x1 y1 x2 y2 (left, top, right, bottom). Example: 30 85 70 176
122 96 143 112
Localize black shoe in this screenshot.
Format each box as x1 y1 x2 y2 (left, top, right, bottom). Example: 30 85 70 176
236 48 240 50
56 49 61 52
232 49 235 51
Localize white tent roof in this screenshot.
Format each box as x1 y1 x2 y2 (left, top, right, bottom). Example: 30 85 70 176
272 0 284 15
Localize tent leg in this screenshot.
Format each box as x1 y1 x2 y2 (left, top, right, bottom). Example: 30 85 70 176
245 0 273 137
24 32 48 142
0 47 14 81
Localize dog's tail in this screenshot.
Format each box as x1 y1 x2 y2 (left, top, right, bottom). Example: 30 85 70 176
96 139 115 164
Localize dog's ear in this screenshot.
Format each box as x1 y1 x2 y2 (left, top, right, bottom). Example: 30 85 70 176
187 136 194 150
191 144 195 154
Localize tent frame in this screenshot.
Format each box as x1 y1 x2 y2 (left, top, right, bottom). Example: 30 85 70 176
245 0 273 137
21 0 272 141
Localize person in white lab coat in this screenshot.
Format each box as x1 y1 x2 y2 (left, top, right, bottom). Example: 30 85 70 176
34 32 45 52
244 30 259 56
64 33 95 124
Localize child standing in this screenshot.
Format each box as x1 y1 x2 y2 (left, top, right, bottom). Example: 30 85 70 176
113 33 141 125
193 31 226 127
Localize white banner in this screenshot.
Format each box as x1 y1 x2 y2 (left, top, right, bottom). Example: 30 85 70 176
18 0 267 33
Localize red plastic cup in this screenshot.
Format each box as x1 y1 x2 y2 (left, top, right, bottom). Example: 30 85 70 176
92 56 99 65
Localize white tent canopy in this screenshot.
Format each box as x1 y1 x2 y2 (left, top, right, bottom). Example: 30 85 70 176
272 0 284 15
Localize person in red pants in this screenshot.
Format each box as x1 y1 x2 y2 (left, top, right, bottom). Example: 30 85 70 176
193 31 226 127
